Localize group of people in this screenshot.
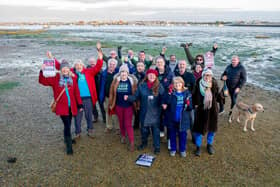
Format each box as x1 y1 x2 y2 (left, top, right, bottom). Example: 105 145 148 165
39 41 247 157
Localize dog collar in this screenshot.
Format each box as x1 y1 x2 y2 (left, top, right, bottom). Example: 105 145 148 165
248 108 253 114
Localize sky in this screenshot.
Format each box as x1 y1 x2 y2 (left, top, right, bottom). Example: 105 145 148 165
0 0 279 22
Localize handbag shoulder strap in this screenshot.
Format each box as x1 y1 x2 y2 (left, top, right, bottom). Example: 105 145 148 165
55 88 66 103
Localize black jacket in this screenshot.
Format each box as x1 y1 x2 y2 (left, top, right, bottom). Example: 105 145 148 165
221 63 247 90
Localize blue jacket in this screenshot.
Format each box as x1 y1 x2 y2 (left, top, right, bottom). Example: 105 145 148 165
156 67 174 92
221 63 247 90
165 90 193 131
99 68 119 103
128 82 165 127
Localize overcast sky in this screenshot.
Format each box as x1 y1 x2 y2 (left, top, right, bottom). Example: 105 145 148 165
0 0 279 22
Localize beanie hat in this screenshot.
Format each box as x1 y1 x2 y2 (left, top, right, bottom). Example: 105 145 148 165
119 64 129 73
146 68 158 77
60 59 70 70
202 67 213 77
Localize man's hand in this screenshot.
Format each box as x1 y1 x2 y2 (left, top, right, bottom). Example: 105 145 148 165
162 104 167 110
97 50 103 60
161 46 167 54
222 75 227 81
96 41 101 51
235 88 240 94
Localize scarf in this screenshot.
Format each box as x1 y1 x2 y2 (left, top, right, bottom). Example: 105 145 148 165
59 74 73 87
193 71 202 81
147 80 154 89
199 78 213 110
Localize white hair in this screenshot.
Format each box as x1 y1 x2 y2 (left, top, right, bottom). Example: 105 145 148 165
108 58 117 65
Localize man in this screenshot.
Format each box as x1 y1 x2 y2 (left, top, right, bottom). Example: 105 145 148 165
160 46 178 72
130 51 153 70
174 60 196 92
220 56 247 115
96 41 122 67
88 57 106 123
99 58 119 132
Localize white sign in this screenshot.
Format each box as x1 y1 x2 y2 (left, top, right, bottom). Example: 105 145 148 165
204 51 215 69
43 59 56 77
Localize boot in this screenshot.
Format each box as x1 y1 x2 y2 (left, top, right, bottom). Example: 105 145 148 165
137 143 147 151
65 136 73 155
207 144 214 155
195 146 201 157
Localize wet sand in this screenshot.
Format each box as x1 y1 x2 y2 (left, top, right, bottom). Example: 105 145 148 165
0 71 279 186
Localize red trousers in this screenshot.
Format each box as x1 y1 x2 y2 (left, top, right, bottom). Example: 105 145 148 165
115 106 134 143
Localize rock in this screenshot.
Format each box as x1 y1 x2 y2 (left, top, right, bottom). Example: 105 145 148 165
7 157 17 163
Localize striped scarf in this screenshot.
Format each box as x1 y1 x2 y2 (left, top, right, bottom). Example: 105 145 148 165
199 78 213 110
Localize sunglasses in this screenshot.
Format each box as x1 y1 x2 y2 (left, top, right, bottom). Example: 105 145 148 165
196 58 203 61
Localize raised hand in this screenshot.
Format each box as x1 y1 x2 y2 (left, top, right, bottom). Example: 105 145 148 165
46 51 53 59
213 43 218 49
148 55 153 61
162 46 167 54
41 64 46 70
97 50 103 60
96 41 101 51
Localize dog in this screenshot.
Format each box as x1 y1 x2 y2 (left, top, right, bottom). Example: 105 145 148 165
228 102 264 132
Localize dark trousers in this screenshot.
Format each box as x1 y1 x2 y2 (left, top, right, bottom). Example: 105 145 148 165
93 100 106 122
60 108 72 137
133 110 140 129
141 125 160 150
229 89 238 109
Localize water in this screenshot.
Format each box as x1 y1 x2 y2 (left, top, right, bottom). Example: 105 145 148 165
0 25 279 91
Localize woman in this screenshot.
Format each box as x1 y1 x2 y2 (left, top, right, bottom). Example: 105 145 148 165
124 69 165 154
109 64 138 151
39 60 83 155
192 68 219 156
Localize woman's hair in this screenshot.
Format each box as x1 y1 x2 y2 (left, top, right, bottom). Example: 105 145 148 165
172 76 186 91
143 75 160 96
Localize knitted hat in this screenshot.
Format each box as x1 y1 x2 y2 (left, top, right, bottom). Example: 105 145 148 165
60 59 70 70
146 68 158 77
119 64 129 73
202 67 213 77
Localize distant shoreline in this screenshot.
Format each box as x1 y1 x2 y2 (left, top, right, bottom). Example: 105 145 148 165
0 20 280 27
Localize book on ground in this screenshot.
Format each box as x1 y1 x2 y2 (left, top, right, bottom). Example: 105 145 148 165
135 154 155 167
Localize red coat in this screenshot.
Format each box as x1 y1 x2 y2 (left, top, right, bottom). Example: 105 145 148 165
39 71 82 116
55 59 103 105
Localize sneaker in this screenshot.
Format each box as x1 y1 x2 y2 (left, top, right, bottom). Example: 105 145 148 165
167 139 171 150
87 129 95 138
180 151 186 158
170 151 176 157
195 146 201 157
160 131 165 138
73 133 81 140
218 109 225 115
104 128 112 133
137 144 147 151
207 144 215 155
120 137 126 144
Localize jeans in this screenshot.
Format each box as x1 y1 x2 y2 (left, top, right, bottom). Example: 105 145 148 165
195 132 215 147
74 97 93 134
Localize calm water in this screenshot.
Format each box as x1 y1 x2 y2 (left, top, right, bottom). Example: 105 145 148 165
0 25 280 91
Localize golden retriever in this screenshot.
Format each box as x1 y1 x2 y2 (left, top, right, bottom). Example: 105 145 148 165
228 102 264 132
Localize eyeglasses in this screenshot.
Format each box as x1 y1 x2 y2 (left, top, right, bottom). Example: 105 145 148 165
196 58 203 61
